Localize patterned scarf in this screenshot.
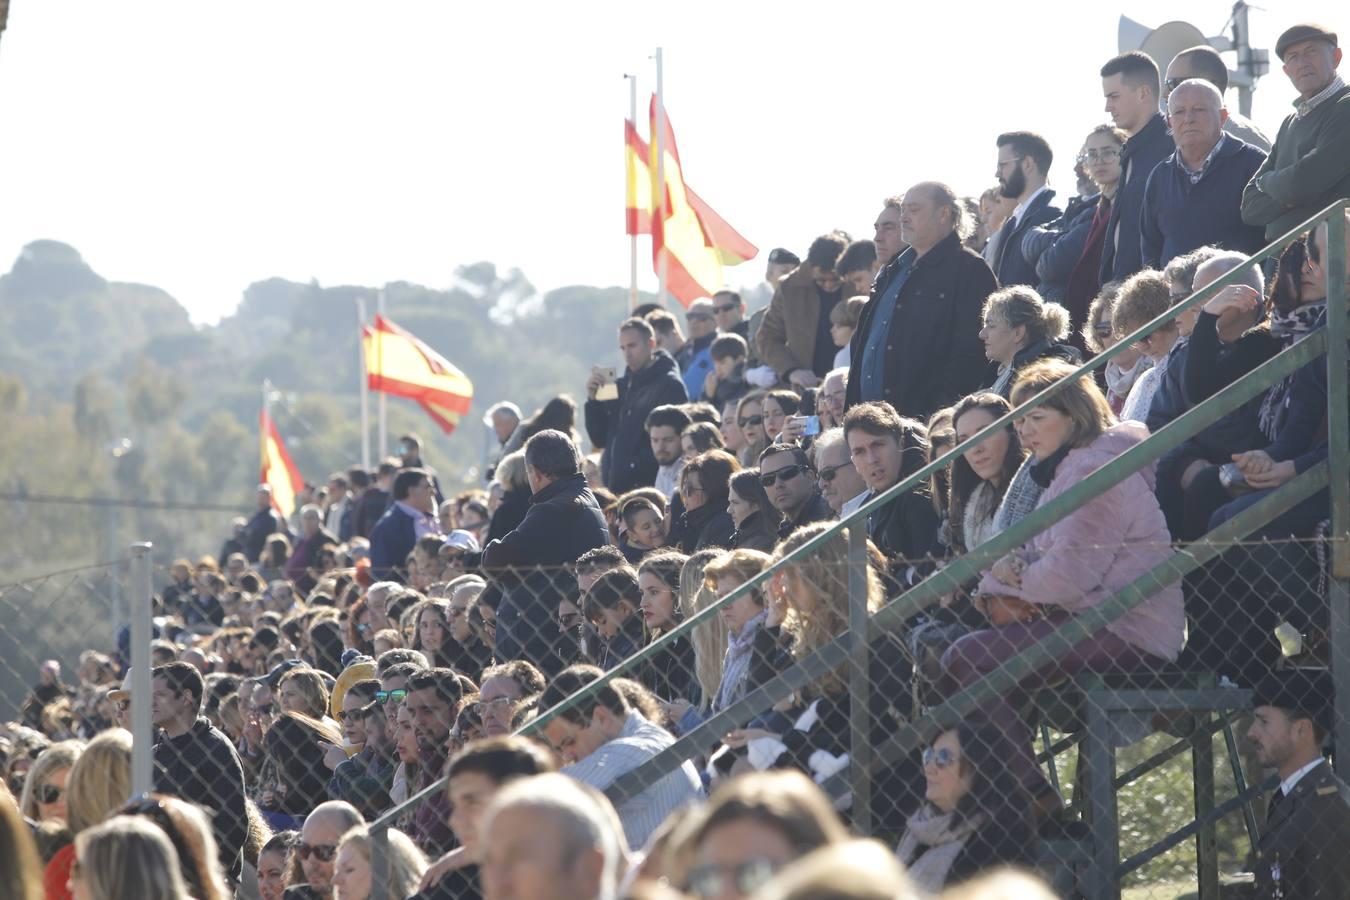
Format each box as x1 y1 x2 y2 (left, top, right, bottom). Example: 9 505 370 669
1259 304 1326 439
715 610 766 712
895 805 984 894
993 457 1045 534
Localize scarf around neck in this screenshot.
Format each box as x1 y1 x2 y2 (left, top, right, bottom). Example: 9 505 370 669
1260 304 1327 439
896 805 984 894
715 610 766 711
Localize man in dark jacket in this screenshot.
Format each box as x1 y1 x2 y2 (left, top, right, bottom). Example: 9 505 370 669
243 485 288 563
483 430 611 670
991 131 1062 287
369 468 439 582
760 444 834 539
352 460 396 538
584 316 688 494
1141 80 1267 269
150 661 247 884
1099 51 1174 283
1241 24 1350 242
846 183 996 422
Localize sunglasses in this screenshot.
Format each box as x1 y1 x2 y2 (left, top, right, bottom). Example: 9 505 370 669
923 745 961 769
375 689 408 705
760 464 809 487
687 859 780 898
115 699 131 712
738 415 763 428
37 783 65 804
337 701 378 722
1163 76 1191 93
817 462 852 484
296 842 338 862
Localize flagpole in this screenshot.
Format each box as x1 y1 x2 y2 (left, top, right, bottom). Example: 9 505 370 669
377 289 388 459
261 378 270 484
357 296 371 470
626 73 639 312
654 47 668 308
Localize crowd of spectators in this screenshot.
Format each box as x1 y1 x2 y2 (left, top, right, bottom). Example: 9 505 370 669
3 22 1350 900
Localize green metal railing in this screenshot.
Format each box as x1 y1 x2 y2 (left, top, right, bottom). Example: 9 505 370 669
368 200 1347 899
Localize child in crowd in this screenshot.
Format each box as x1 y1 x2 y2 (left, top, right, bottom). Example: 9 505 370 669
830 296 866 369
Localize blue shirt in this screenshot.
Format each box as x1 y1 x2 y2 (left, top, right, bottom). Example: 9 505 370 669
858 250 915 401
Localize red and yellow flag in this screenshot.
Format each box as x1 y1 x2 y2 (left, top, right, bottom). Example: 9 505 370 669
627 98 758 306
260 408 304 519
362 314 474 434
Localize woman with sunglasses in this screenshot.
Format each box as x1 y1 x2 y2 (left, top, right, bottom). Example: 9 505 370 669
344 596 375 658
896 724 1035 893
41 730 131 900
1113 271 1184 424
19 739 82 826
726 469 778 553
1082 281 1149 415
674 450 739 554
733 391 770 468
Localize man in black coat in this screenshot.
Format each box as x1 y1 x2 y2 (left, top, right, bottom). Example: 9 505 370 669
584 316 688 494
1246 669 1350 899
242 485 288 563
846 183 996 422
352 460 396 538
991 131 1062 287
150 661 247 884
1099 51 1174 283
482 430 611 672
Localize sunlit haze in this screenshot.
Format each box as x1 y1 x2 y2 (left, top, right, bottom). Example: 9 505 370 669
0 0 1336 323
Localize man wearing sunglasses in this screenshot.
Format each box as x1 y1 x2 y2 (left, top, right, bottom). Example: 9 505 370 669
759 444 833 540
711 289 748 340
811 428 868 517
297 800 364 897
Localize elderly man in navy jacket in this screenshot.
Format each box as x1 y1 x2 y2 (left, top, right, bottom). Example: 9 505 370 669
1141 79 1267 269
483 429 611 673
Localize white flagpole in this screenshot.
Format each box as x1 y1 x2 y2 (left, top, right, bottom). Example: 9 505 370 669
377 289 388 459
654 47 667 307
627 73 639 312
357 295 371 470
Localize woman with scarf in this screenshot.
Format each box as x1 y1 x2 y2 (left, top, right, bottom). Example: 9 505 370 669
896 723 1036 893
978 287 1080 400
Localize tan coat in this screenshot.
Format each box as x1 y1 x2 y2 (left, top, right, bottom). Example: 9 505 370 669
755 264 824 379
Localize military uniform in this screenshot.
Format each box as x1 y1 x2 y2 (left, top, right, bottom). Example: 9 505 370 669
1252 760 1350 899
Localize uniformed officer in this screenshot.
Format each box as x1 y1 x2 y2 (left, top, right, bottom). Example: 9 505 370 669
1246 669 1350 899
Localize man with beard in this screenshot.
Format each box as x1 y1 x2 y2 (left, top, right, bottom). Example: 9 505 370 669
991 131 1061 287
645 404 692 501
405 668 465 856
1246 670 1350 899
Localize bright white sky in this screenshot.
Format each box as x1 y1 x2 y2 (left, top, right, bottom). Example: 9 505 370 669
0 1 1339 324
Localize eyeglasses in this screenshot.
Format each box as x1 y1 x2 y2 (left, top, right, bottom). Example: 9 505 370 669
760 464 809 487
687 859 780 898
713 303 739 314
923 745 962 769
356 622 372 635
37 783 65 804
817 461 852 484
1163 76 1191 93
996 155 1024 172
296 842 338 862
1076 147 1121 163
375 689 407 705
737 415 763 428
472 696 516 717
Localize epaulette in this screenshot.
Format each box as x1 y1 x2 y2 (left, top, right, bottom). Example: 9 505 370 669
1316 785 1339 797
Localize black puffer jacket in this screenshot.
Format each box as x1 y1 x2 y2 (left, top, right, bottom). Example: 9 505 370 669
584 350 688 493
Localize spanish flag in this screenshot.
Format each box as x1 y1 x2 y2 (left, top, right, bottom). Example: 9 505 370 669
260 408 304 519
627 99 758 306
362 314 474 434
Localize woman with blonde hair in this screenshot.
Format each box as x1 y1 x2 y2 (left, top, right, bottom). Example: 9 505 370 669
276 667 329 721
331 825 427 900
943 358 1182 815
44 729 132 900
979 286 1079 398
19 739 83 825
733 391 770 468
72 815 190 900
0 788 43 900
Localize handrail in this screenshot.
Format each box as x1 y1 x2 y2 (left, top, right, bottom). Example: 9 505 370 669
367 198 1347 836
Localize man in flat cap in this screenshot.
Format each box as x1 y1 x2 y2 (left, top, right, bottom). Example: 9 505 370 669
1241 23 1350 241
1246 669 1350 899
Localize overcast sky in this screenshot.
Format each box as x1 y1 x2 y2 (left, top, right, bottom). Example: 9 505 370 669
0 1 1338 323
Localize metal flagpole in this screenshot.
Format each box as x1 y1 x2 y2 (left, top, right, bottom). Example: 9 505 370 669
357 296 371 469
627 73 639 312
654 47 667 307
377 289 388 458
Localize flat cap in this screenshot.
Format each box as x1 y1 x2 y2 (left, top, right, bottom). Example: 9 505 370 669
767 247 800 266
1276 24 1338 60
1252 668 1335 734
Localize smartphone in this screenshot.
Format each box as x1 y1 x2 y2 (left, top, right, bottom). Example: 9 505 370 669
595 367 619 401
789 415 821 437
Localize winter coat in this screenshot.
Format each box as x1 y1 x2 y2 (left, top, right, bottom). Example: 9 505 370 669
985 339 1082 399
154 716 247 882
485 489 530 544
977 422 1185 662
584 350 688 494
756 264 831 379
1100 113 1173 283
1140 136 1267 269
731 511 778 552
368 504 418 583
1020 194 1101 302
992 189 1062 288
845 232 996 422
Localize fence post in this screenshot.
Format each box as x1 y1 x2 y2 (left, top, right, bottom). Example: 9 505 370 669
371 823 391 900
129 542 155 795
1325 206 1350 770
847 523 872 835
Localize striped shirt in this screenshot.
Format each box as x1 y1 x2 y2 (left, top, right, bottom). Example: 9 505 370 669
562 711 703 850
